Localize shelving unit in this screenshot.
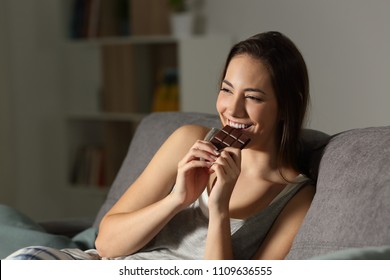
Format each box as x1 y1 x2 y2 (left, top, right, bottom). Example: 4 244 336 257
62 0 232 196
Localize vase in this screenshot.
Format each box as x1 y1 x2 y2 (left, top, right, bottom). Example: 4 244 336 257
170 12 194 37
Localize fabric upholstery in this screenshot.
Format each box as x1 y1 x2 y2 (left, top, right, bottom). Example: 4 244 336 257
310 245 390 260
0 204 96 259
286 126 390 259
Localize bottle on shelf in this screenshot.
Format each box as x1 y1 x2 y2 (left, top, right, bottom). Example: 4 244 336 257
152 68 179 112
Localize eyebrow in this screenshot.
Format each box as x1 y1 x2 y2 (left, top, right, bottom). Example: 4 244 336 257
222 80 267 95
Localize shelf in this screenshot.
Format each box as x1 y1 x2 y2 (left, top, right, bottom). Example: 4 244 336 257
64 40 178 115
66 112 147 123
66 119 136 190
65 35 178 47
54 0 232 218
64 35 230 48
63 36 231 192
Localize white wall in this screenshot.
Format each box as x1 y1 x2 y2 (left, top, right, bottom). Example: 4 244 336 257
0 0 69 220
204 0 390 134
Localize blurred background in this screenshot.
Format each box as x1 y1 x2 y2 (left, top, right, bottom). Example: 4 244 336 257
0 0 389 222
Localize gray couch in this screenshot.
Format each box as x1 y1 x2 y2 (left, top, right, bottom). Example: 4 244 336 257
1 112 389 259
94 111 390 259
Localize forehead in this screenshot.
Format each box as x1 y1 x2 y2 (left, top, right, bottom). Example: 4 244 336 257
227 54 268 74
225 54 273 89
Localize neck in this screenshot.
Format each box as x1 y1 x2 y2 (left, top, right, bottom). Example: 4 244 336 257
240 148 299 183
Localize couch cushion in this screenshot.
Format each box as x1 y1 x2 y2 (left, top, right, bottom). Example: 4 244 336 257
310 245 390 260
0 204 94 258
287 126 390 259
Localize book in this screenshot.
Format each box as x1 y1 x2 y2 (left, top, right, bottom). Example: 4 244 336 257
69 0 129 39
71 145 106 187
130 0 170 35
101 45 137 113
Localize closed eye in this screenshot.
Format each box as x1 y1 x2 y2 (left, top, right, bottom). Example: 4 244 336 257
220 87 232 94
245 95 264 102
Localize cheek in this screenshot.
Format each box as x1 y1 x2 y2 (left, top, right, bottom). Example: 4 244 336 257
248 104 278 124
216 94 226 112
246 104 263 118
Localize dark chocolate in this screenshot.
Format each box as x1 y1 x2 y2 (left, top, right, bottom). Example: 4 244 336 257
210 125 251 150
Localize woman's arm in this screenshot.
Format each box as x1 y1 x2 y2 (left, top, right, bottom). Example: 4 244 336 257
205 204 234 259
95 125 213 258
252 184 315 260
204 148 241 259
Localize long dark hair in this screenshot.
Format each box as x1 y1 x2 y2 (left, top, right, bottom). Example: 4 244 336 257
221 31 309 173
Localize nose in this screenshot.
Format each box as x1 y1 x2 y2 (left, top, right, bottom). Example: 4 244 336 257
227 94 246 118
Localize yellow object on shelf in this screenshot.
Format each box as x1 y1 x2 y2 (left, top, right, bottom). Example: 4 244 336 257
152 68 179 112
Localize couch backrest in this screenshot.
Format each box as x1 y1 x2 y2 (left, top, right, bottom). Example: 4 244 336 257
93 112 329 227
287 126 390 259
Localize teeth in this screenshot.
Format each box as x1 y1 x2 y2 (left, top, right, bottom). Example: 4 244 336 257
228 120 251 129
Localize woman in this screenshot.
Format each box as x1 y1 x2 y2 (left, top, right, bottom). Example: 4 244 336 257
6 31 313 260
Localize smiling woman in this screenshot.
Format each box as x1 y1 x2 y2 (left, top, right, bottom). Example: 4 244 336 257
218 32 310 175
6 31 314 261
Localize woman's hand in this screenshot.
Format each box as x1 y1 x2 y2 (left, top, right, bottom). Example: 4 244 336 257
172 140 219 208
208 147 241 212
204 147 241 260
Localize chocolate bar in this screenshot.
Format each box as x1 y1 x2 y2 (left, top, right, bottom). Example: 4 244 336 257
209 125 251 150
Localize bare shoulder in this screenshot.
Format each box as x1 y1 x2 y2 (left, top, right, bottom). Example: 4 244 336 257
163 124 212 152
170 124 211 141
142 124 213 174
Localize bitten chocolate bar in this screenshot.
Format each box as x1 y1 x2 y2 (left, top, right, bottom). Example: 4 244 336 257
209 125 251 150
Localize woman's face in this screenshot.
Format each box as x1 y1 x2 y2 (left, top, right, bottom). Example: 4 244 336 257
216 54 279 150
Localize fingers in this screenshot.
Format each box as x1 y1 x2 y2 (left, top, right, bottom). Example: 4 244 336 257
220 147 241 168
208 148 241 207
179 157 213 173
180 140 220 166
209 148 241 177
213 147 241 169
194 140 220 157
178 141 241 180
